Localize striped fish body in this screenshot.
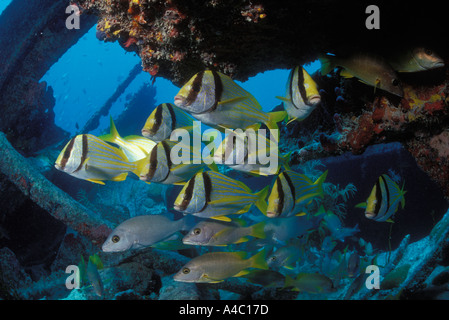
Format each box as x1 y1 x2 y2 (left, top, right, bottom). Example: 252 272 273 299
362 174 406 222
173 171 268 220
213 129 288 176
142 103 195 142
99 116 156 162
136 139 205 184
55 134 137 184
277 66 321 122
267 170 327 218
174 70 286 130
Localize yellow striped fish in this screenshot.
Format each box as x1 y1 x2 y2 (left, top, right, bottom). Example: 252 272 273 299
212 128 291 176
141 103 196 142
267 170 328 218
134 139 207 185
55 134 138 185
276 66 321 123
174 70 286 131
173 170 269 221
99 116 156 162
356 174 406 222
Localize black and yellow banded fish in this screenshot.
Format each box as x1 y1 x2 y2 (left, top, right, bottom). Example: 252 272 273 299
141 103 196 142
267 170 328 218
356 174 406 222
174 70 286 131
173 170 269 221
276 66 321 123
212 128 291 176
134 139 207 185
99 116 156 162
55 134 138 185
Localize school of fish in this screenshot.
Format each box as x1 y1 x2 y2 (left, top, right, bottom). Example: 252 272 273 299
54 48 444 295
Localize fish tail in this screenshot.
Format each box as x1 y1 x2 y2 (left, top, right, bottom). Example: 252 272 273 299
250 248 269 270
400 181 407 209
280 151 292 171
254 185 269 215
318 54 335 75
313 170 328 197
250 221 266 239
266 110 287 131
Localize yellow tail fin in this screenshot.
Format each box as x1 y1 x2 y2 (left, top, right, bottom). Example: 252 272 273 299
266 110 287 131
254 185 269 215
249 248 269 270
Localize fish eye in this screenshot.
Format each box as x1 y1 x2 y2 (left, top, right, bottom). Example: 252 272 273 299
182 267 190 274
193 228 201 235
270 256 277 261
112 235 120 243
392 79 400 86
425 48 433 56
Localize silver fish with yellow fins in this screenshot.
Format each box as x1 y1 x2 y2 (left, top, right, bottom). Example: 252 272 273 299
173 170 269 221
389 47 444 73
99 116 156 162
276 66 321 123
182 218 266 246
141 103 196 142
173 248 268 283
174 70 286 131
55 134 139 185
319 53 403 97
212 128 291 176
134 139 208 185
266 170 328 218
356 173 406 222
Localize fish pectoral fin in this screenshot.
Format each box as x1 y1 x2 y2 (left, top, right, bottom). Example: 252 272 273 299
234 237 250 244
210 215 233 222
275 96 292 103
85 179 105 185
202 274 223 283
286 117 298 125
283 265 295 270
355 202 367 209
218 96 248 106
233 270 251 278
295 212 307 217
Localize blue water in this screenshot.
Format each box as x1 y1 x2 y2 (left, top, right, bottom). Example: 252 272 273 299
41 24 319 135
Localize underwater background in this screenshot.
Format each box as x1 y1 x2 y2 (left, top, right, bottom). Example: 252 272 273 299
1 0 449 302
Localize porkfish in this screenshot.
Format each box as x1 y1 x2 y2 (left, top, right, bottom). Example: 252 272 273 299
356 173 406 222
174 70 286 131
173 249 268 283
266 170 328 218
173 170 269 221
212 128 291 176
99 116 157 162
55 134 139 185
319 53 403 97
134 139 210 185
141 103 196 142
276 66 321 123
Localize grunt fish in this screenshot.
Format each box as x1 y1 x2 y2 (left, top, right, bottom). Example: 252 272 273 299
276 66 321 122
319 53 403 97
102 214 195 252
173 248 268 283
173 170 269 221
389 47 444 73
141 103 196 142
267 170 328 218
182 218 266 246
174 70 286 131
356 173 406 222
284 273 334 294
55 134 139 185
